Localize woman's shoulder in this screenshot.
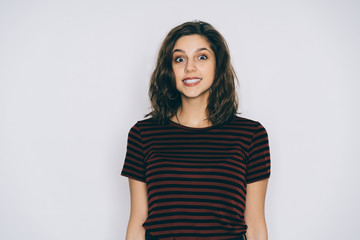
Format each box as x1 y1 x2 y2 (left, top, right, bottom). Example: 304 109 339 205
229 115 268 132
130 117 166 130
231 115 260 126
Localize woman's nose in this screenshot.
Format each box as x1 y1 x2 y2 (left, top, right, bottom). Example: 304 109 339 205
185 59 196 72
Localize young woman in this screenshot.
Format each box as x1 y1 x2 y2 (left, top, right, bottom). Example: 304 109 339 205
121 21 271 240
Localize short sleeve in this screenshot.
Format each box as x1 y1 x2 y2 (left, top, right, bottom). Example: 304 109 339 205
246 122 271 184
120 123 146 182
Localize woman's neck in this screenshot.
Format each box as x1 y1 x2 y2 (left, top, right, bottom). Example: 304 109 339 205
172 95 212 128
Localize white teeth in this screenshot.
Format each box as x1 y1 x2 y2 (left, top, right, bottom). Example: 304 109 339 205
183 78 201 83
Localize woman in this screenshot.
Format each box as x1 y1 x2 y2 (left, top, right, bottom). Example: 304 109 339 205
121 21 271 240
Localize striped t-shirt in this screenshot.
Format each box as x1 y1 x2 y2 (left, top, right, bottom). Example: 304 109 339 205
121 116 271 240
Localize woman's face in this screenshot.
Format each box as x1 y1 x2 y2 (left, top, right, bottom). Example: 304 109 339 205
172 34 216 100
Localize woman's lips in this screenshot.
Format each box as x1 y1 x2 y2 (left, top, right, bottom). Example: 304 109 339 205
182 78 202 87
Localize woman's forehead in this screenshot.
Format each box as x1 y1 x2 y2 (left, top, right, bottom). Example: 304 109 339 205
173 35 213 54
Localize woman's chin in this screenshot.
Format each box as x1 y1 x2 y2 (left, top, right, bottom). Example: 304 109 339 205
181 91 210 100
179 88 211 99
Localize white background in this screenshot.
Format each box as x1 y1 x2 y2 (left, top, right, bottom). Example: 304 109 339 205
1 0 359 239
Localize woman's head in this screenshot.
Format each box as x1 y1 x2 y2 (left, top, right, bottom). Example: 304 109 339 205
147 20 238 125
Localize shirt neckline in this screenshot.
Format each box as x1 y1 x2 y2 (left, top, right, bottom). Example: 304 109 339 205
168 119 216 131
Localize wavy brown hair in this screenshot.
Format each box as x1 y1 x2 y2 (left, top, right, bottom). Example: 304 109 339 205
146 21 238 125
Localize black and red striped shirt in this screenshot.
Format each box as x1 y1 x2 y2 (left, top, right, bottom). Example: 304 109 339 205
121 116 271 239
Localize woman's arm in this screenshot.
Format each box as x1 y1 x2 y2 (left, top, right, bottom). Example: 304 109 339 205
125 178 148 240
244 178 269 240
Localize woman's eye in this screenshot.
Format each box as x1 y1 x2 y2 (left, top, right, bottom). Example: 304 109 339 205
198 55 208 60
175 57 185 63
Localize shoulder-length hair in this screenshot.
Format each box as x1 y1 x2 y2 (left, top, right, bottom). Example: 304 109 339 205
146 20 238 126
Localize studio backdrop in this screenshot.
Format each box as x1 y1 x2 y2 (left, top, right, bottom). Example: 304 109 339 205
0 0 359 239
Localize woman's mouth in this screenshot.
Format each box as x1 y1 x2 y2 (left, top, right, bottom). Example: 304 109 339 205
182 78 202 87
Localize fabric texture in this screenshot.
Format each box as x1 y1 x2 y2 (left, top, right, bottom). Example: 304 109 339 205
145 230 247 240
121 116 270 240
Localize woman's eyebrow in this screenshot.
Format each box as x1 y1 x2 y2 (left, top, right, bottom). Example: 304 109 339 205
172 47 212 54
173 49 185 53
197 47 212 53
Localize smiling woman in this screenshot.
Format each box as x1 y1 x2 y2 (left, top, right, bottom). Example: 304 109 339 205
146 21 238 128
121 21 271 240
